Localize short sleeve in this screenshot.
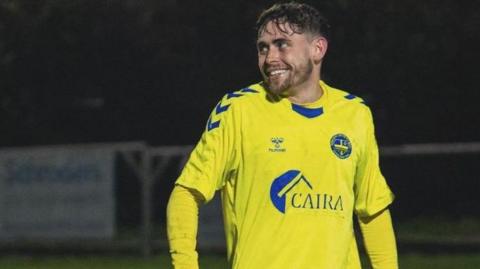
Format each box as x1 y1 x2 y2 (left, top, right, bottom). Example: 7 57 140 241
175 95 238 202
354 107 394 217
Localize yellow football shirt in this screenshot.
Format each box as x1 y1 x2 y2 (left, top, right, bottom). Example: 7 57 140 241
176 80 394 269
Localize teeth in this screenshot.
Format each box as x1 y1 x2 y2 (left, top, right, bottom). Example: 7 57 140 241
269 70 287 76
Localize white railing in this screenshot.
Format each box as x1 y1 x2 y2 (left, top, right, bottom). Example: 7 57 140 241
1 141 478 256
381 142 480 156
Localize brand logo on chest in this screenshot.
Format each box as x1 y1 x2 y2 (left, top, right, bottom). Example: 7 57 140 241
269 137 286 152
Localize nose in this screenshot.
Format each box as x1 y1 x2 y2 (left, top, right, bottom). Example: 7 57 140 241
265 47 280 64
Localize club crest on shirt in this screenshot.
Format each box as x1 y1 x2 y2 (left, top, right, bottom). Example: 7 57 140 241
330 134 352 159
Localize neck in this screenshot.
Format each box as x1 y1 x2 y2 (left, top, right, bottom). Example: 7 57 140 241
286 77 323 104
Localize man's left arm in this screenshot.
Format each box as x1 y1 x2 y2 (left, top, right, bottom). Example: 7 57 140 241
354 106 398 268
358 208 398 269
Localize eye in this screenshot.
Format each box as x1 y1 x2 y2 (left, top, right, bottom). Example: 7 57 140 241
257 44 268 55
274 39 289 50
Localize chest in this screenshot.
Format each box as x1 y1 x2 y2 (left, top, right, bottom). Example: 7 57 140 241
232 107 362 217
240 107 361 176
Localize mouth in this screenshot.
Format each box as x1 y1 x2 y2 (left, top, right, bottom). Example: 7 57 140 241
266 68 289 79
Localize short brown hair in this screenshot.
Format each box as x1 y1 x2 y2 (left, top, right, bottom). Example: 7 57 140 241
256 2 330 39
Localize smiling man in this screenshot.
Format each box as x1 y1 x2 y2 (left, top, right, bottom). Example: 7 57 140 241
167 2 398 269
256 12 326 103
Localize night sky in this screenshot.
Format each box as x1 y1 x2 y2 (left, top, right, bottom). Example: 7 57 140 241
1 0 479 147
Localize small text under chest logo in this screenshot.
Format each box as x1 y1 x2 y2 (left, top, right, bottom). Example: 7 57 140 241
269 137 286 152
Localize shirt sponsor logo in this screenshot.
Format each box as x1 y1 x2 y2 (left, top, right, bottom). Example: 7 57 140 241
270 170 343 214
269 137 286 152
330 134 352 159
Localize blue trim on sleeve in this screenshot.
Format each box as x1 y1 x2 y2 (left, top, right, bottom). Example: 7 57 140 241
240 88 259 93
345 94 357 100
215 102 230 114
227 92 243 99
207 116 220 131
207 88 258 131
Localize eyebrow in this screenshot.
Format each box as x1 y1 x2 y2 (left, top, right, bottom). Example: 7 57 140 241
273 38 290 44
257 37 291 47
257 41 267 47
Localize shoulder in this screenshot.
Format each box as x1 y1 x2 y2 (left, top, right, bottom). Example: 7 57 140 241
216 82 266 111
206 82 264 132
324 82 371 116
323 82 375 135
326 83 366 107
226 83 265 101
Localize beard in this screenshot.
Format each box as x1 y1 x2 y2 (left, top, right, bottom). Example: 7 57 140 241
263 59 314 96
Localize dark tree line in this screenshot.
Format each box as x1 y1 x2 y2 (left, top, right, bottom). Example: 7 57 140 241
1 0 479 147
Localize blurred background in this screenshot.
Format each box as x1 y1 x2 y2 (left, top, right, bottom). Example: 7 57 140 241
0 0 479 268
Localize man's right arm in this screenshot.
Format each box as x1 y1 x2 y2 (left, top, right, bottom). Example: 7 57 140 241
167 184 205 269
167 91 241 268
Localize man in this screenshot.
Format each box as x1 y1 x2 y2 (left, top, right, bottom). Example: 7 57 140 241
167 2 398 269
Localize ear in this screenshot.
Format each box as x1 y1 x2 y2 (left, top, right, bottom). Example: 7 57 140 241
311 36 328 64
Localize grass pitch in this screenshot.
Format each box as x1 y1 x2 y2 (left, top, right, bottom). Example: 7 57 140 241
0 253 479 269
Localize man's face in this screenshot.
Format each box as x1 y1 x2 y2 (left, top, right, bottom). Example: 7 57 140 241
257 21 316 96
